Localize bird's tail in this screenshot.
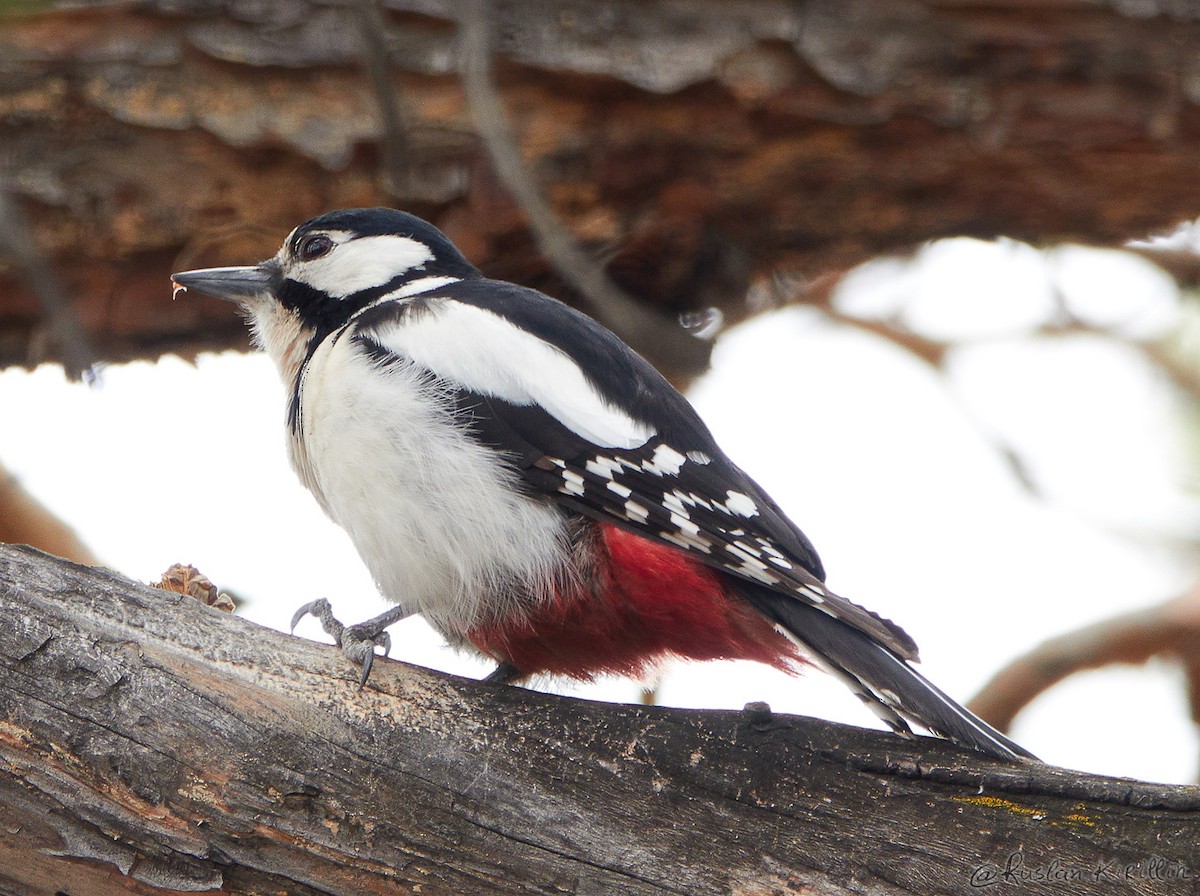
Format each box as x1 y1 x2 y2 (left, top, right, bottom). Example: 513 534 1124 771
744 588 1036 761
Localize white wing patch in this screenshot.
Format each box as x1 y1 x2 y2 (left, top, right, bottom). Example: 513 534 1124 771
537 447 836 602
724 490 759 517
643 444 687 476
367 300 657 449
293 233 435 298
561 469 586 497
586 455 625 479
625 499 650 522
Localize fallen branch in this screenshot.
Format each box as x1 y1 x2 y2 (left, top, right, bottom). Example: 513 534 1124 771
1 543 1197 895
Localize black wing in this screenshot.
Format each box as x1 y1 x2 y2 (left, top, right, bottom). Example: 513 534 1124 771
451 388 917 662
351 280 918 661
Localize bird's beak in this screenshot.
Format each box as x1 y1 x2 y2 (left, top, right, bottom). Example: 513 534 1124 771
170 263 275 303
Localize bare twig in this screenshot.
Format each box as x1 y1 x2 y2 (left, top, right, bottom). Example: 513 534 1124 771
0 187 96 381
455 0 712 376
791 270 951 367
778 271 1144 498
1141 339 1200 405
352 0 411 196
1128 245 1200 290
968 585 1200 735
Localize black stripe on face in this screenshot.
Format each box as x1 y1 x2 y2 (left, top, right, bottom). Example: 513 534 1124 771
277 277 378 336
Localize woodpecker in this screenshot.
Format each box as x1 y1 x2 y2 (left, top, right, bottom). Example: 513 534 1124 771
173 207 1034 761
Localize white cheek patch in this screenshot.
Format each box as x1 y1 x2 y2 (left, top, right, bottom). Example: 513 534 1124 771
294 234 435 298
368 300 657 449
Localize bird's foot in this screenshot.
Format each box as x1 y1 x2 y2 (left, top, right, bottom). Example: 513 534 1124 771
482 661 524 685
291 598 398 687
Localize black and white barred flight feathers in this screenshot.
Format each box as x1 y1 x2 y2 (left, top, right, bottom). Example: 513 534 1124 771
172 207 1035 762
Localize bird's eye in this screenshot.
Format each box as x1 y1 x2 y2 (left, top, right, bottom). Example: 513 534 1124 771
297 234 334 262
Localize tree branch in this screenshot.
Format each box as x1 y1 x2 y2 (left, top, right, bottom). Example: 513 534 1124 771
1 544 1198 895
969 586 1200 738
456 0 713 378
352 0 411 197
0 186 96 382
8 2 1200 375
0 460 97 565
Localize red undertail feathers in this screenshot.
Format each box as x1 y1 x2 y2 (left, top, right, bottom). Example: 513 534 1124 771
467 523 806 679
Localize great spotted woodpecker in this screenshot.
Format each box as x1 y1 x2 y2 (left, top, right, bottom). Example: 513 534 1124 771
172 207 1034 761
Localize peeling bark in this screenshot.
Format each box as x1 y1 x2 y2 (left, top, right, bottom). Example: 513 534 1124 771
1 543 1198 895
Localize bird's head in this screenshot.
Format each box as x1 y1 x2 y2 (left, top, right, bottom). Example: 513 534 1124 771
172 208 479 367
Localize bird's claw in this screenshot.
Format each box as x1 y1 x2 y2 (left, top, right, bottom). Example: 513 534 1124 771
341 622 393 687
291 598 342 639
290 599 392 687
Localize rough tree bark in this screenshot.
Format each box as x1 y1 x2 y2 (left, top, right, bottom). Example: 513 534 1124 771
2 544 1198 896
4 0 1200 383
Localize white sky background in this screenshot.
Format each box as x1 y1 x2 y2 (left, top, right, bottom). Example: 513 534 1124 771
2 237 1198 784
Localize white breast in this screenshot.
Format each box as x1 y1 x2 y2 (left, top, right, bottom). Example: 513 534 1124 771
287 331 571 639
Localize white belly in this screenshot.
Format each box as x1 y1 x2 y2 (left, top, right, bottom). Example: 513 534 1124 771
289 333 569 638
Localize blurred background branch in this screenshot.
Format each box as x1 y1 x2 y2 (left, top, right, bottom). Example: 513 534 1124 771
456 0 713 375
0 458 96 565
352 0 412 197
0 186 95 381
969 586 1200 779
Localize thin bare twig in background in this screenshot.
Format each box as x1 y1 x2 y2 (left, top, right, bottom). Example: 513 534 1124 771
455 0 712 376
0 187 96 382
786 270 950 367
785 258 1200 775
780 269 1141 498
784 260 1200 481
968 587 1200 746
353 0 411 196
